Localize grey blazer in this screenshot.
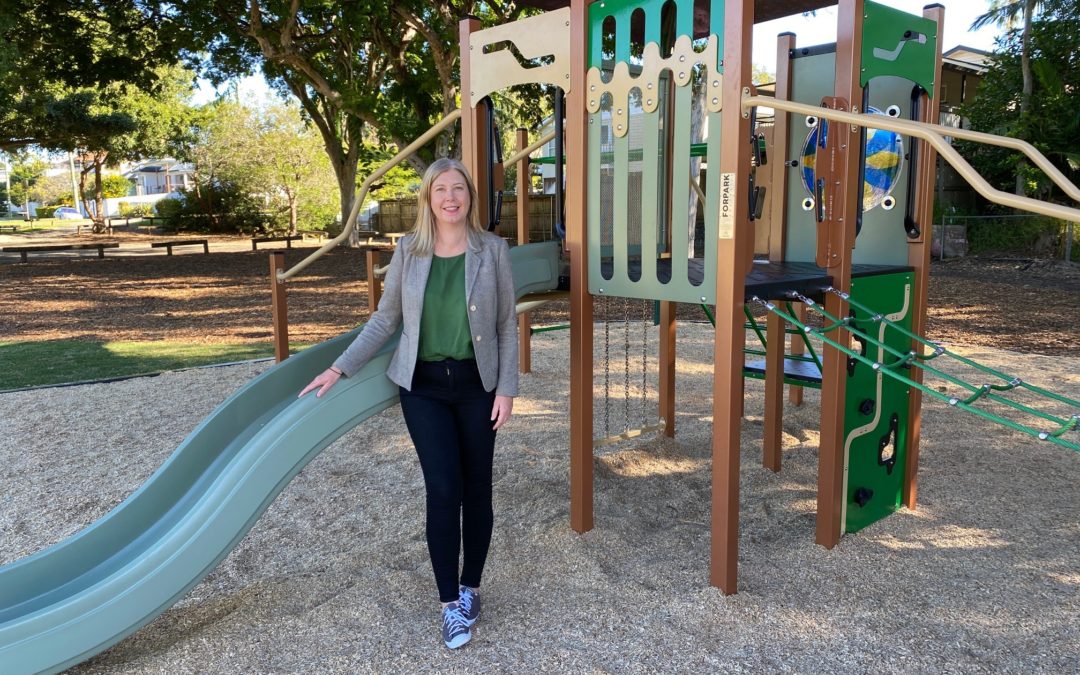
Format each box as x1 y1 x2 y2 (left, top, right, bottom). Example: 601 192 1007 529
333 230 519 397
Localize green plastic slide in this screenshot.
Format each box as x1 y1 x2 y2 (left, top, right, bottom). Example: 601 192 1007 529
0 240 560 674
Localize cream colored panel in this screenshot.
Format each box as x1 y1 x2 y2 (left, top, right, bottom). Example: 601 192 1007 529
585 34 722 138
468 8 571 106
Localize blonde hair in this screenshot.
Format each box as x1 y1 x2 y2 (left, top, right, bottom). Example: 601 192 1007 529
409 158 483 256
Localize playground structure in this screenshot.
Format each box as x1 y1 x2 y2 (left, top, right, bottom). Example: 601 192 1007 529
448 0 1080 596
3 1 1080 671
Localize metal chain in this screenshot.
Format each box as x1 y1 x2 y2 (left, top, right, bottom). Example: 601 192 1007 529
603 294 610 438
642 299 649 427
623 295 631 432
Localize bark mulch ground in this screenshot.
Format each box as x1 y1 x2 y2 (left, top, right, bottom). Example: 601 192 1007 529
1 248 1076 355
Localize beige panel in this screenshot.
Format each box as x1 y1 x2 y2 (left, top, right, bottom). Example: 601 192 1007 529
469 8 572 106
586 35 722 138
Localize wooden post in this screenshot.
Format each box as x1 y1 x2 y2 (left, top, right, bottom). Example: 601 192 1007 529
711 0 755 595
904 4 945 510
365 247 382 315
568 0 595 534
659 300 676 437
768 32 795 263
815 0 864 550
517 128 533 374
270 252 289 362
459 16 490 229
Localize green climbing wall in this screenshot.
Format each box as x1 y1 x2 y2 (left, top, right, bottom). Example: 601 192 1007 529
843 270 914 533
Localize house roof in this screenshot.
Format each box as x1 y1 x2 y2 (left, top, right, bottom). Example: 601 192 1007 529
517 0 836 29
943 45 993 74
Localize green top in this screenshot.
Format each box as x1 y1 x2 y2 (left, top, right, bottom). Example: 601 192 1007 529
418 253 475 362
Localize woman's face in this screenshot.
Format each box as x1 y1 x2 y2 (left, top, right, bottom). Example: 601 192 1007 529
430 169 471 229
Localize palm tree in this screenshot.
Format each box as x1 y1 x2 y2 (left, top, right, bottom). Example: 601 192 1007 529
972 0 1042 195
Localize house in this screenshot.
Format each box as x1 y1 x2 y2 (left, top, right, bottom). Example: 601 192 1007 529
123 159 196 196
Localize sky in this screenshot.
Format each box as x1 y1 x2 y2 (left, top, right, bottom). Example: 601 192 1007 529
194 1 1004 105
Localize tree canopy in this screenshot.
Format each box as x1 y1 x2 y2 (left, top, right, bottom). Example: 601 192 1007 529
960 0 1080 201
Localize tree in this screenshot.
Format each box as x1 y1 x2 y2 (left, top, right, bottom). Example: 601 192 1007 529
0 1 182 153
47 66 197 231
973 1 1045 195
8 154 47 217
181 101 338 234
960 2 1080 202
168 1 541 241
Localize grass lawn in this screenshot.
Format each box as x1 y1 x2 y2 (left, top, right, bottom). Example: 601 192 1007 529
0 340 308 391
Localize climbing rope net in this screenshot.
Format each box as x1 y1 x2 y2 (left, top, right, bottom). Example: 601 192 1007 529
750 288 1080 452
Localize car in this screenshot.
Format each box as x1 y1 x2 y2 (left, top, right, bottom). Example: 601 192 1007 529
54 207 82 220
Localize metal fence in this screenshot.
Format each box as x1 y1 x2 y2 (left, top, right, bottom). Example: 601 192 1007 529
937 213 1076 262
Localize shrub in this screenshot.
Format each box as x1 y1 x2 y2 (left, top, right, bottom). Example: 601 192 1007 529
967 216 1063 256
118 202 155 217
154 197 183 220
36 205 60 219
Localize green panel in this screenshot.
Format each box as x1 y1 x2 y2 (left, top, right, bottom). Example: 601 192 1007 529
842 271 914 534
861 0 938 98
586 0 719 304
784 49 915 267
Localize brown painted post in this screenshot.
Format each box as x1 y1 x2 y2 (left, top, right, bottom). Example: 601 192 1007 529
904 4 945 510
711 0 755 595
659 300 676 437
270 252 289 362
768 32 795 263
517 128 533 374
568 0 594 534
763 311 785 471
365 247 382 315
815 0 864 550
459 16 490 229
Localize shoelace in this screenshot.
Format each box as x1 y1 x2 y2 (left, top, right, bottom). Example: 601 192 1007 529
443 605 469 634
458 589 474 616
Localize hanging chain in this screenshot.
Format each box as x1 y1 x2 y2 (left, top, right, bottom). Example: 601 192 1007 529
623 295 631 432
642 299 650 427
603 294 611 438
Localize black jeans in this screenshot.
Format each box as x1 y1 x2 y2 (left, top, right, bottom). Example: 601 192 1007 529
399 358 497 603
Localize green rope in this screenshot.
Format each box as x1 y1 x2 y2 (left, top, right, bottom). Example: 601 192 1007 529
743 306 768 350
752 295 1079 452
829 287 1080 409
788 291 1075 430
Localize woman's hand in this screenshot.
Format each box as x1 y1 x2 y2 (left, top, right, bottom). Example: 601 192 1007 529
491 395 514 430
299 368 343 398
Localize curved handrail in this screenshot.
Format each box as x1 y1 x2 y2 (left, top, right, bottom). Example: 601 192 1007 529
279 109 462 282
503 130 556 168
743 93 1080 223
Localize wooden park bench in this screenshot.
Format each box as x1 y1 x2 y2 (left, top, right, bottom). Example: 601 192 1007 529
0 224 19 233
251 235 301 250
150 239 210 255
3 242 119 262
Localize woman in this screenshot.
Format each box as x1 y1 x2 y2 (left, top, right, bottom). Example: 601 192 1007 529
299 158 518 649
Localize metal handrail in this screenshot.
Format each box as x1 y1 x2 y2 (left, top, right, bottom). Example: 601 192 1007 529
743 93 1080 223
278 109 463 282
503 131 555 168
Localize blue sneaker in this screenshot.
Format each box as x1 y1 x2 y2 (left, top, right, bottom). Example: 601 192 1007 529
458 586 481 626
441 602 472 649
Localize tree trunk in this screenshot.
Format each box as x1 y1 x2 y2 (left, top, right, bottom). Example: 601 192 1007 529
1015 0 1036 196
92 157 107 234
287 188 298 235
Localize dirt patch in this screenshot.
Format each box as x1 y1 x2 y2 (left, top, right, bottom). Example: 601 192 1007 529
1 249 1076 355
